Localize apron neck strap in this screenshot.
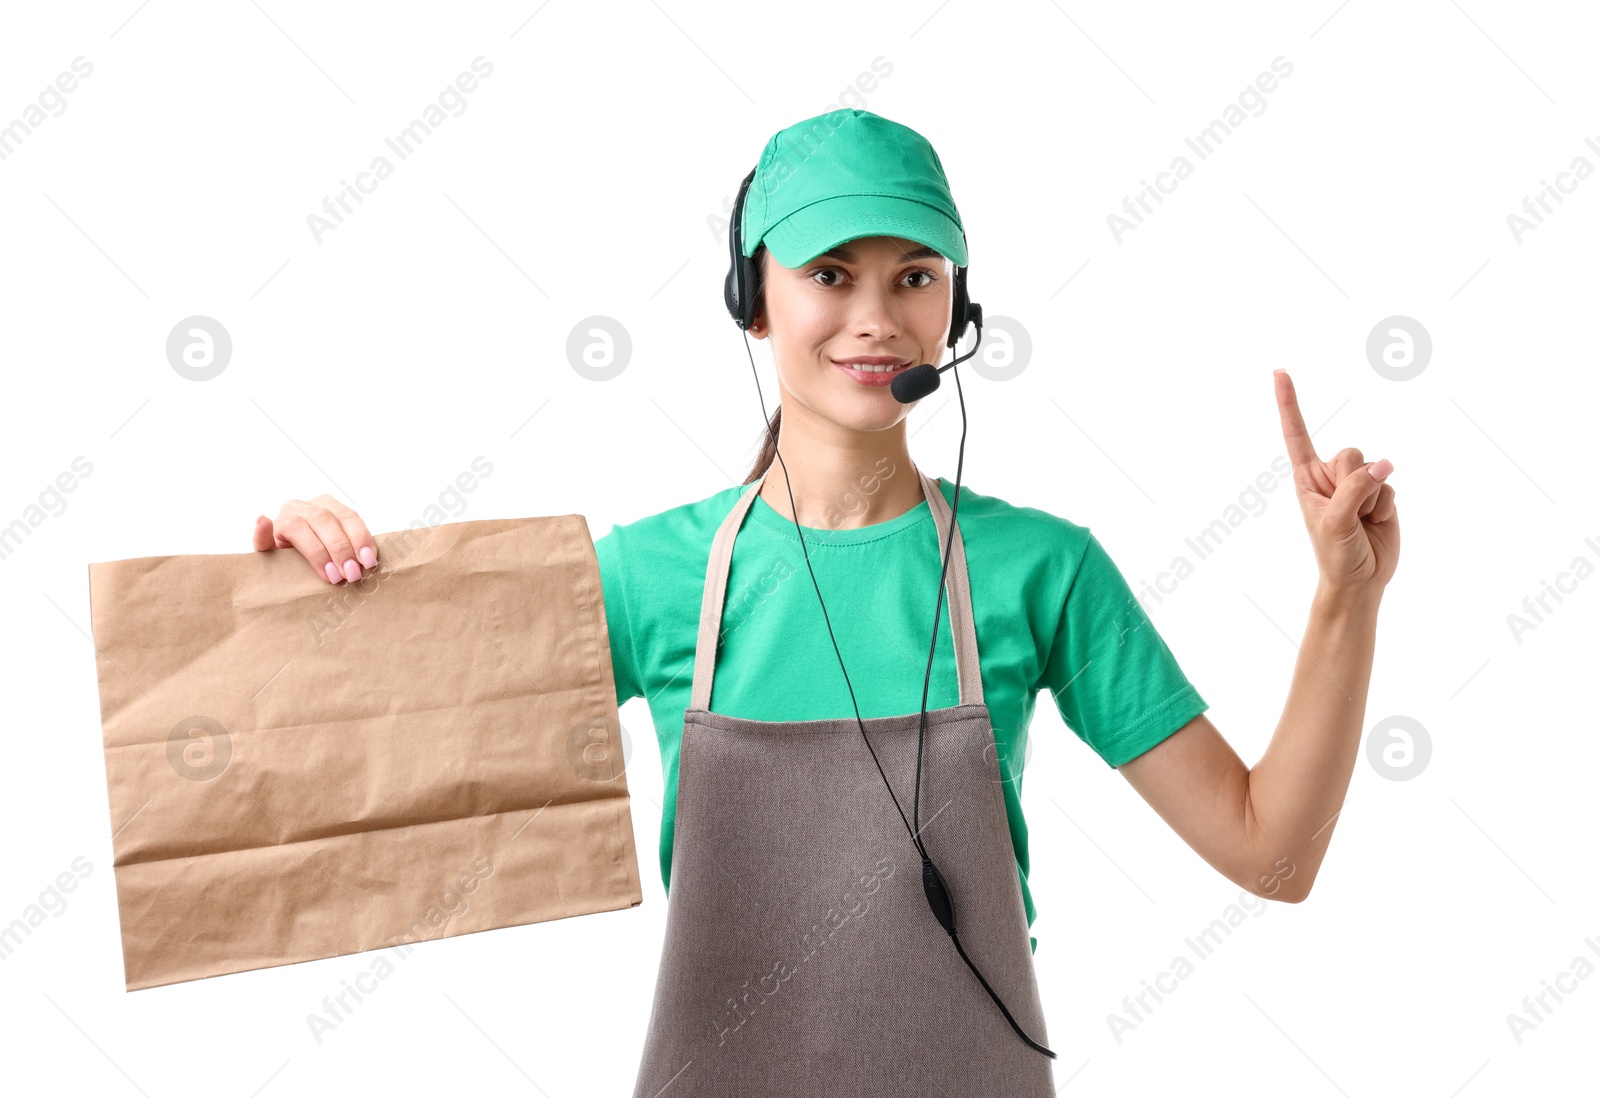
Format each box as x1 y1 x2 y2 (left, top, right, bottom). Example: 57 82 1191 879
689 464 984 711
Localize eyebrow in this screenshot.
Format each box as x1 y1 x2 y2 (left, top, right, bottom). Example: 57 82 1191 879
818 244 940 264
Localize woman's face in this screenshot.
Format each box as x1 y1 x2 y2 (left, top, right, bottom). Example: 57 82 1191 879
751 234 954 431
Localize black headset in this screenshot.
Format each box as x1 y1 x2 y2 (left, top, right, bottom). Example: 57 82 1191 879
723 162 1055 1060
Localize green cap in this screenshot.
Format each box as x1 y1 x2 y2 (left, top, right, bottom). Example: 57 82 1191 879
740 109 967 269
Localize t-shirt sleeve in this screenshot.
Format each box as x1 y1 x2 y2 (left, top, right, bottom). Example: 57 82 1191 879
592 524 644 707
1037 530 1208 768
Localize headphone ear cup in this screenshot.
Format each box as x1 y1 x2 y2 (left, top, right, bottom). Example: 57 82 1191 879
723 263 740 325
744 255 762 330
947 266 972 348
726 166 760 330
726 254 759 330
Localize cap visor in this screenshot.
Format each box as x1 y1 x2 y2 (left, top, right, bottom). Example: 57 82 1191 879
761 194 967 268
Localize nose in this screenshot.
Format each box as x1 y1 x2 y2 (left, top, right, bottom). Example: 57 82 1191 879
850 282 900 342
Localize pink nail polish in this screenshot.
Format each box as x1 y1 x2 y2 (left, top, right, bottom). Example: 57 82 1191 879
359 546 376 568
324 562 340 584
343 559 362 583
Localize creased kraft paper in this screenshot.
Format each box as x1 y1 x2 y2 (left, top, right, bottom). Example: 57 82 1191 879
87 515 641 991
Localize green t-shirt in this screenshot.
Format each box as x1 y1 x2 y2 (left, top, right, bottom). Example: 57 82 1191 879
592 474 1208 954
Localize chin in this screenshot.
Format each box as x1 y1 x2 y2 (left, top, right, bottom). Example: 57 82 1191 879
829 396 911 432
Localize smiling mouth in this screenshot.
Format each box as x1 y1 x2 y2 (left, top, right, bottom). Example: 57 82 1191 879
832 360 912 373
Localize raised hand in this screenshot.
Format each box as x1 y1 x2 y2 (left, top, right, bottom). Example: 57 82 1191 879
1274 369 1399 601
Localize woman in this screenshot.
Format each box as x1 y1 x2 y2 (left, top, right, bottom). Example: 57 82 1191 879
251 110 1398 1094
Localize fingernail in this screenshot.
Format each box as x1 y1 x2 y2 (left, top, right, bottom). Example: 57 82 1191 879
324 562 341 584
359 546 376 568
342 559 362 583
1368 459 1393 481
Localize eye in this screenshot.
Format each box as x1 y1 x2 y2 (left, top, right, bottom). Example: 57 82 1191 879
807 267 940 288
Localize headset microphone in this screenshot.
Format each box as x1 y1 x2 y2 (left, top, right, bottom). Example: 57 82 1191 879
890 303 984 404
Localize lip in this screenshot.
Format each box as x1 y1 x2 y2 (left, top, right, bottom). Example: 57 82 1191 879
832 358 913 387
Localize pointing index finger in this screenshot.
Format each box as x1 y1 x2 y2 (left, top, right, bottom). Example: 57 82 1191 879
1275 369 1319 467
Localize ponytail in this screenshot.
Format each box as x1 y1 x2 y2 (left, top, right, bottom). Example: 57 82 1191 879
743 405 781 485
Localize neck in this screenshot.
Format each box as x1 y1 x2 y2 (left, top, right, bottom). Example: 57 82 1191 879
756 399 924 530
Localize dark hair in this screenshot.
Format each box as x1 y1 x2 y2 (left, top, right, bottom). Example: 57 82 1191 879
744 407 781 486
742 246 778 485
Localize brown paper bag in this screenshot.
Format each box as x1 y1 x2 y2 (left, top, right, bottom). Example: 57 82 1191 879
87 515 641 991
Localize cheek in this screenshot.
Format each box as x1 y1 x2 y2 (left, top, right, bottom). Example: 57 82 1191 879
915 294 952 342
768 304 843 371
777 296 842 345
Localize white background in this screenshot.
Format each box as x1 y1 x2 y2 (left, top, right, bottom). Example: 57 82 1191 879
2 1 1596 1094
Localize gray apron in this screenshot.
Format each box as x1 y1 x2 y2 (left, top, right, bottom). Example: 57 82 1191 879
631 468 1055 1097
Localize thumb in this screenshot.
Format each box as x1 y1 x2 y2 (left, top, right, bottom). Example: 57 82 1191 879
251 514 276 552
1327 459 1392 532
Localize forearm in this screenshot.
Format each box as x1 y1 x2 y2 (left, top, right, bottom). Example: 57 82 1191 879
1242 584 1383 900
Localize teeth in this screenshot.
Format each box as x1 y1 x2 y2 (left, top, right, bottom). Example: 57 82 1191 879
843 362 907 372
